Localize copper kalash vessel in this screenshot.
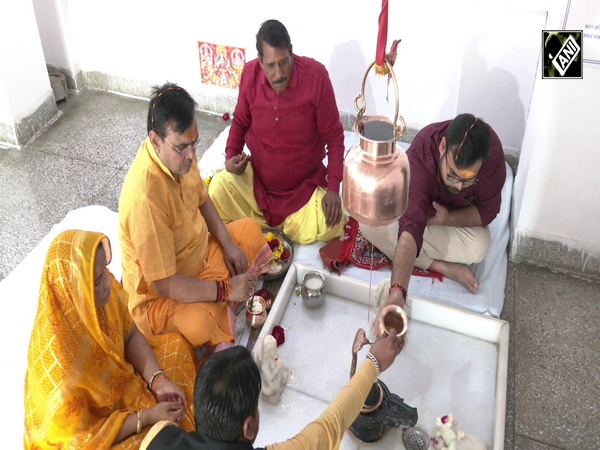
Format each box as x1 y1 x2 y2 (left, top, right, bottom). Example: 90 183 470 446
343 61 410 226
348 329 417 443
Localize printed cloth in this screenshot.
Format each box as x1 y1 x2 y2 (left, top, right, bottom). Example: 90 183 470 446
320 217 443 281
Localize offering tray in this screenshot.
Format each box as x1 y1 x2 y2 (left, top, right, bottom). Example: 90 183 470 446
255 263 509 449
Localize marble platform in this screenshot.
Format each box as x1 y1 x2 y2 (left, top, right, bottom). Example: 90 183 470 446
254 263 509 449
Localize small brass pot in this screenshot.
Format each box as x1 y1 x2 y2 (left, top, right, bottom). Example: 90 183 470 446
375 304 408 338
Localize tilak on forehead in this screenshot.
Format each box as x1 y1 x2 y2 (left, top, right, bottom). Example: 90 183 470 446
455 167 477 179
184 127 198 141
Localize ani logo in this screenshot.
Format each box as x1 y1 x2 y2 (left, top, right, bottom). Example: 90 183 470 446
542 31 583 79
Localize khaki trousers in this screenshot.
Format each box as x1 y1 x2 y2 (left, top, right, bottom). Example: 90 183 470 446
358 221 490 270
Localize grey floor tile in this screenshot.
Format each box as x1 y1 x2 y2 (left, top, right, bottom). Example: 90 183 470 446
90 169 129 213
514 435 565 449
514 265 600 449
0 149 126 279
36 90 148 170
501 262 517 450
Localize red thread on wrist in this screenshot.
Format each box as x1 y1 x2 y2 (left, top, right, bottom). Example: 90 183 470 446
223 280 230 302
389 283 407 304
216 280 230 303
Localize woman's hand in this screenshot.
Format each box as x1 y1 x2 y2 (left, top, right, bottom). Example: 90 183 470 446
146 400 186 426
153 377 187 407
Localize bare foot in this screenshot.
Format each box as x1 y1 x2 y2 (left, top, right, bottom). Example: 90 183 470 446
428 260 479 293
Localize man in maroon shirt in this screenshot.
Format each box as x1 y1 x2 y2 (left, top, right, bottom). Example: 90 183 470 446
209 19 346 244
361 114 506 318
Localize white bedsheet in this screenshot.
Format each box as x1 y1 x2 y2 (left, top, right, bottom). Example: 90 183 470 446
2 128 512 447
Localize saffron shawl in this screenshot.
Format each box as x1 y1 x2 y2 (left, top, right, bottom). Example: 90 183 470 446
24 230 196 449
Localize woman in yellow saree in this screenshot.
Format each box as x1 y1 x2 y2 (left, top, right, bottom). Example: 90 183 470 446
24 229 197 449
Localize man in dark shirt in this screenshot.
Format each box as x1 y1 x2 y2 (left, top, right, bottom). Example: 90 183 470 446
361 113 506 318
140 331 401 449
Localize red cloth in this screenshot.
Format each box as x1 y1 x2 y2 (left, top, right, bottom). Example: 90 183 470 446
376 0 389 68
400 120 506 254
225 54 345 227
320 217 444 281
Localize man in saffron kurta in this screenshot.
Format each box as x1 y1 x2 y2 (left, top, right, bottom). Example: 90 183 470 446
119 83 271 357
209 19 346 244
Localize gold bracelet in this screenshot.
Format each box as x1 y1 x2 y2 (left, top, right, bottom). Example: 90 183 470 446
136 409 143 434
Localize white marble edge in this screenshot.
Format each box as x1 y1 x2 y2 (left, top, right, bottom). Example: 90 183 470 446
263 264 509 342
493 322 509 450
258 263 509 449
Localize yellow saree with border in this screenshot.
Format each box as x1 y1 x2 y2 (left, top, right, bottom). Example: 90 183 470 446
24 230 196 449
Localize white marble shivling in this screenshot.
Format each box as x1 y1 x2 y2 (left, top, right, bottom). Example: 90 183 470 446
252 335 291 405
432 414 487 450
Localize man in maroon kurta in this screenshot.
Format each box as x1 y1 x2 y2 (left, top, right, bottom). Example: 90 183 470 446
361 114 506 322
208 19 345 244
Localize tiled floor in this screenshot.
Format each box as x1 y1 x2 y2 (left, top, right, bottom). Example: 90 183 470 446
1 90 598 449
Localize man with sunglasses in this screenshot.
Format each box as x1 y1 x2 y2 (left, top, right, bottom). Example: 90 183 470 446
208 19 346 244
360 113 506 315
119 83 270 360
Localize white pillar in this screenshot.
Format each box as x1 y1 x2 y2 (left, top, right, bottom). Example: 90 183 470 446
0 0 58 149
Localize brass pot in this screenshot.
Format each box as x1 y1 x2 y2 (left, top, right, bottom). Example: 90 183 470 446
343 61 410 227
375 304 408 338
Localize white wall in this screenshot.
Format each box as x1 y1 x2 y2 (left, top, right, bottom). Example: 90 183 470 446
513 0 600 258
60 0 542 155
515 73 600 254
33 0 79 79
0 0 52 124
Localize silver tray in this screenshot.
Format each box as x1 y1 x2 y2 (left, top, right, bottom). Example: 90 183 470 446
255 263 509 449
